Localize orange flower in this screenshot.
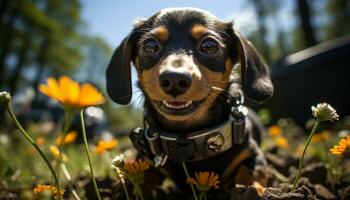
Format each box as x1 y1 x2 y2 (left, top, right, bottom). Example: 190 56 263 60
187 171 220 192
34 184 65 200
55 131 78 146
311 131 330 143
268 125 283 137
273 137 289 148
330 136 350 155
36 136 46 145
124 159 150 176
95 139 118 154
39 76 105 109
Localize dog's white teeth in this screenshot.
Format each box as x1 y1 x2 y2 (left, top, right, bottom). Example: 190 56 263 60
162 101 192 109
184 101 192 107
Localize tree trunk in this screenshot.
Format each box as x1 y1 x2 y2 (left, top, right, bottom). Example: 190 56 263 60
0 0 10 28
0 7 18 89
31 0 52 103
272 16 287 57
251 0 270 62
297 0 317 47
9 33 32 94
325 0 350 39
32 39 49 99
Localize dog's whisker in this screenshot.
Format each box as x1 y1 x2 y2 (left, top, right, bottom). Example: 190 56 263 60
130 93 145 107
135 95 145 112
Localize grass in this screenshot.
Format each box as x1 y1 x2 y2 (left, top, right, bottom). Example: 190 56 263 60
0 114 349 199
0 125 133 199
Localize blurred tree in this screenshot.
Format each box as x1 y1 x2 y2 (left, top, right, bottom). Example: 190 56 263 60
31 0 83 95
250 0 271 62
0 0 83 93
296 0 318 47
324 0 350 40
8 26 33 94
0 0 10 20
76 36 112 86
0 0 18 88
267 0 288 58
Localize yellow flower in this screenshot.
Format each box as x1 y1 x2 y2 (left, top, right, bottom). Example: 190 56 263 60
55 131 78 146
36 136 46 145
124 159 150 176
39 76 105 109
267 125 283 137
273 137 289 148
187 171 220 192
95 139 118 154
50 145 60 158
34 184 65 200
330 136 350 155
311 131 330 143
50 145 67 161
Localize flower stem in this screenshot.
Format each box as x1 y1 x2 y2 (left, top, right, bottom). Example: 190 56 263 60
61 163 82 200
182 162 198 200
199 192 204 200
292 119 320 191
323 142 336 192
80 109 101 200
134 183 144 200
56 110 74 197
115 168 130 200
5 103 61 200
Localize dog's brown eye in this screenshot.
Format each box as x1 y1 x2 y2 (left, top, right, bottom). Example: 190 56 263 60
143 38 160 54
200 38 219 54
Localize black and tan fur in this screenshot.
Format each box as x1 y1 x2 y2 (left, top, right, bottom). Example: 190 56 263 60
106 8 273 197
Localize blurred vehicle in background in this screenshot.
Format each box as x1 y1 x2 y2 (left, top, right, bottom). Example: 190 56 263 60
249 35 350 127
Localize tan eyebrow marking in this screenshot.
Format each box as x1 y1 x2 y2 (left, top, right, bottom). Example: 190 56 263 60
152 26 169 41
191 24 207 39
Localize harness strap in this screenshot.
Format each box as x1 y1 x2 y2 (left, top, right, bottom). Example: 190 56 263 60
221 148 253 180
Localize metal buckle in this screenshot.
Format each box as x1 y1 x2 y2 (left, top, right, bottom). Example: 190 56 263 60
129 127 150 156
145 128 168 167
229 89 248 144
145 129 162 155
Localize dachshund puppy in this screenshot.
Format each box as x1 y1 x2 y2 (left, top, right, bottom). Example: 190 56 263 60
106 7 273 197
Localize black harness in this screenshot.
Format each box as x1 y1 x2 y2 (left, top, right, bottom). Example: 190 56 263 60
129 90 248 167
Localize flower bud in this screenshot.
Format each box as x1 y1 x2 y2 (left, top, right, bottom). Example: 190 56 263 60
112 154 125 168
0 91 11 105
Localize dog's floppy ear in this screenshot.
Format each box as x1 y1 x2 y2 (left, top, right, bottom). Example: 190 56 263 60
232 30 273 102
106 36 133 105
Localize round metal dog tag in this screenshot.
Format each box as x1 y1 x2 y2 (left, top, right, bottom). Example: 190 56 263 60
207 133 224 152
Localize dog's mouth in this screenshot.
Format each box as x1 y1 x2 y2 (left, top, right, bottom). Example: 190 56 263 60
154 99 205 115
162 100 193 109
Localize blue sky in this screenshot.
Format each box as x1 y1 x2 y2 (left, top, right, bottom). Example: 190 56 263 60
80 0 262 46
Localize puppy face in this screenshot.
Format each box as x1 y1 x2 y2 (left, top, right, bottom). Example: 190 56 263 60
135 9 234 122
106 8 273 125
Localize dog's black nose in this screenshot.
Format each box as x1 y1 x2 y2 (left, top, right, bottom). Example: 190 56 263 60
159 71 192 97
